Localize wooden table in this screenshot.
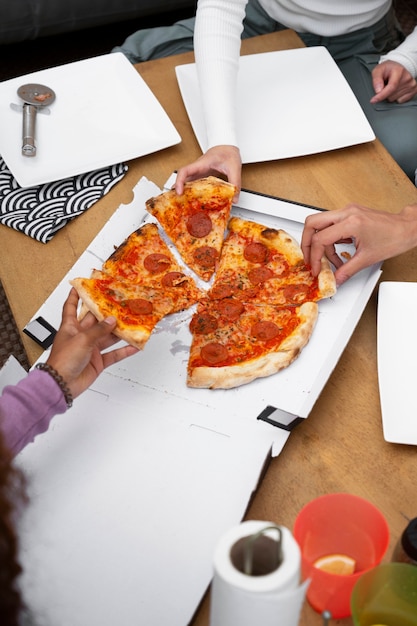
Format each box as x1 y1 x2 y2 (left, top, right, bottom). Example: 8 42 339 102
2 30 417 626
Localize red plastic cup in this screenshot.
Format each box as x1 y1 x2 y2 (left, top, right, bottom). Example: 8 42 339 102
293 493 390 619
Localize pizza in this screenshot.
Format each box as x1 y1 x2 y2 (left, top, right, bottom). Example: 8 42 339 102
187 216 336 388
70 222 203 350
145 176 236 281
207 216 335 305
70 177 337 387
187 298 318 389
100 222 203 314
71 272 179 350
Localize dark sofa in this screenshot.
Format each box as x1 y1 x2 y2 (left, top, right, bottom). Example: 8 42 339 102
1 0 195 45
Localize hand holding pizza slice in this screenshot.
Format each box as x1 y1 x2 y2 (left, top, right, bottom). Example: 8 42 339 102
71 222 203 350
70 273 178 350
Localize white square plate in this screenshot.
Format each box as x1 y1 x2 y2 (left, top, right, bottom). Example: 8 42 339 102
0 53 181 187
175 46 375 163
377 281 417 445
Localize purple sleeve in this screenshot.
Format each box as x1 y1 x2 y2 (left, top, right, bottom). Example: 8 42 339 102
0 369 67 456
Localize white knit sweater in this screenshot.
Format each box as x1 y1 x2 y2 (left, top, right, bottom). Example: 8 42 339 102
194 0 417 148
257 0 391 35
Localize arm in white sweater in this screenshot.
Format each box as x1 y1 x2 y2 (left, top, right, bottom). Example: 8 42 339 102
380 25 417 77
194 0 417 151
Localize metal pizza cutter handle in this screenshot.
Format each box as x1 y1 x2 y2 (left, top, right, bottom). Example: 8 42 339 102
17 83 56 157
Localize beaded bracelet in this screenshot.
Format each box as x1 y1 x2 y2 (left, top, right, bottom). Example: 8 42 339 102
35 363 73 408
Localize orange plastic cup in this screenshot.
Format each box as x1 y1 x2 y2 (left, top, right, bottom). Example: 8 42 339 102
293 493 389 619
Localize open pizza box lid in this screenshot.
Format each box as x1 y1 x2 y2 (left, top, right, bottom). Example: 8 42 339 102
14 174 381 626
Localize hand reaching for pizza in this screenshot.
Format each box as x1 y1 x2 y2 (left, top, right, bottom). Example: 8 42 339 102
175 145 242 202
301 203 417 286
46 288 139 400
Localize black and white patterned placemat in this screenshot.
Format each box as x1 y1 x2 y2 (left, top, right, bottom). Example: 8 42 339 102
0 156 127 243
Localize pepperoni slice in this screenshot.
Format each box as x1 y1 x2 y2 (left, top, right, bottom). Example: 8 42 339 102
190 312 218 335
283 283 310 303
187 213 213 238
251 321 280 341
143 253 171 274
244 242 268 264
243 285 260 299
216 298 244 321
200 342 228 365
248 266 274 285
124 298 153 315
209 282 235 300
193 246 218 269
161 271 187 288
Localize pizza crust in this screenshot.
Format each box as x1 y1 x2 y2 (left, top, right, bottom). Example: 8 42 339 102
187 302 318 389
146 176 236 212
318 256 337 299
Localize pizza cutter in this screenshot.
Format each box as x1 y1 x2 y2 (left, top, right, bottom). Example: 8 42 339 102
17 83 56 157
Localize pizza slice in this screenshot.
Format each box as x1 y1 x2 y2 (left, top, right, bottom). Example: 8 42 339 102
208 216 336 306
145 176 237 281
101 222 204 313
187 298 318 389
70 273 181 350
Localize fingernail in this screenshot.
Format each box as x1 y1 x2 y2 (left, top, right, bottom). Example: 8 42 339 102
104 316 116 325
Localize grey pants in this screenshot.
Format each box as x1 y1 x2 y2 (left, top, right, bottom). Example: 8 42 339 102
112 1 417 181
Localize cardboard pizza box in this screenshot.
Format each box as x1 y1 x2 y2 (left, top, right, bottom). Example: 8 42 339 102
15 175 381 626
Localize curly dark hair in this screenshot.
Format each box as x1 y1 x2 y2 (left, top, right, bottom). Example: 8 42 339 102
0 428 28 625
